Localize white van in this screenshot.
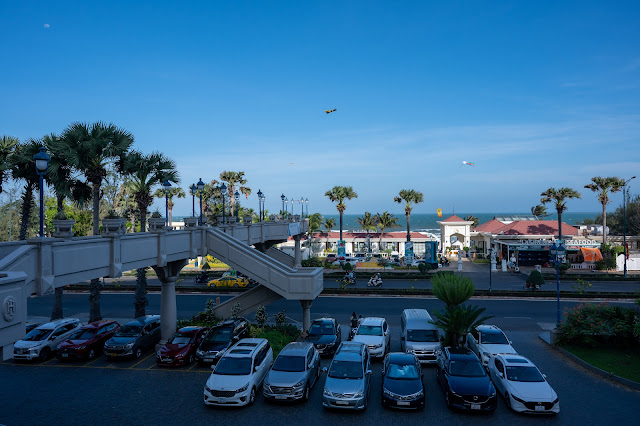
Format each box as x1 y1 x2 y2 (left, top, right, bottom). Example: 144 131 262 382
400 309 441 364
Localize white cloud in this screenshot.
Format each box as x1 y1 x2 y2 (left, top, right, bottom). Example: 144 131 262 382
43 24 50 29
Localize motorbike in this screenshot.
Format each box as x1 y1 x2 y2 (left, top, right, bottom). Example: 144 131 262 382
194 272 210 284
348 327 358 341
524 282 540 290
367 276 382 287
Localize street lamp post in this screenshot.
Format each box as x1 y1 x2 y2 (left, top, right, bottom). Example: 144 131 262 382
221 183 227 224
290 198 294 218
261 193 266 221
234 190 240 221
284 197 288 219
305 198 309 218
190 184 197 218
257 189 263 221
300 197 304 218
623 176 636 279
32 147 50 238
488 247 493 293
163 180 171 227
197 178 205 226
281 194 285 219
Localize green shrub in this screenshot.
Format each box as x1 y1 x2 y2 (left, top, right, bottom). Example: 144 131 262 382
301 257 323 267
595 258 617 270
255 305 267 327
274 309 287 328
418 263 429 274
558 303 638 348
526 270 545 287
176 298 219 328
342 262 353 272
250 324 300 357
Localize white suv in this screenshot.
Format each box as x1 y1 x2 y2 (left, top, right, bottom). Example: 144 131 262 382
13 318 82 361
466 324 517 368
352 317 390 358
203 338 273 406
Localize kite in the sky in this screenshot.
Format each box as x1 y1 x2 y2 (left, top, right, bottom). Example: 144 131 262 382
460 161 475 167
325 108 337 114
437 208 442 218
290 163 294 166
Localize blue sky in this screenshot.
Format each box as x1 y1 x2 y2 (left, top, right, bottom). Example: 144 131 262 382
1 1 639 216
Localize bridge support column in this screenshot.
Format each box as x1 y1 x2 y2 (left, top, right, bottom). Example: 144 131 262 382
152 259 188 347
294 235 302 267
300 300 312 333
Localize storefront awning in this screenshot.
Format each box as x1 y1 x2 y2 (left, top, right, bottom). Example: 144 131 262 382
580 247 603 262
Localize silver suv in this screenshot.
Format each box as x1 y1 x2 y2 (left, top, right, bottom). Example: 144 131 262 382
264 342 320 402
13 318 82 361
322 341 371 410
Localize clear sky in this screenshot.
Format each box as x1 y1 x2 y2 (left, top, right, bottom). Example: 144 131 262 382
1 1 639 216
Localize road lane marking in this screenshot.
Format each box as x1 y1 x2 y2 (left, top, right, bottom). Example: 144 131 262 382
504 317 532 319
129 352 155 369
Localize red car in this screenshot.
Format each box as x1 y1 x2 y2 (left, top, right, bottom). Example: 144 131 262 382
56 320 120 361
156 326 209 367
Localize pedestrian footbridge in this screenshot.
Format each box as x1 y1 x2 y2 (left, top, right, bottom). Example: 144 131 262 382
0 221 322 360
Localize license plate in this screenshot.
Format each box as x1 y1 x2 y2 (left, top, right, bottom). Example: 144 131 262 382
535 405 545 411
62 354 69 358
107 353 117 357
471 404 481 410
214 397 228 403
275 395 288 400
204 357 213 361
397 401 410 406
162 358 171 362
335 400 349 405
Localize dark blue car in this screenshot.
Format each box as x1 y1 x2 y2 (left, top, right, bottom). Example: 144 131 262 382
305 318 341 356
381 352 425 410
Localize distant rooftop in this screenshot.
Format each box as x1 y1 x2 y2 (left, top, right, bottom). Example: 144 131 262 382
493 215 538 223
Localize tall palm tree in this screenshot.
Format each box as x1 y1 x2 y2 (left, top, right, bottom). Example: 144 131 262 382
11 140 42 240
530 204 550 219
61 121 134 322
356 212 377 255
154 186 185 226
540 187 582 240
325 186 358 242
120 150 179 318
464 215 479 227
219 171 251 217
584 176 624 245
323 218 336 253
0 135 19 195
394 189 424 242
374 211 400 249
307 213 324 257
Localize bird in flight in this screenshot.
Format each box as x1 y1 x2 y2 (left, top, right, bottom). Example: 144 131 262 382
325 108 337 114
460 161 475 167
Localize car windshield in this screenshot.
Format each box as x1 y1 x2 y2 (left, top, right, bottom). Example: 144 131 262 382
407 329 438 342
449 360 486 377
387 363 420 380
214 357 252 375
481 332 508 345
70 329 96 340
272 355 306 372
328 360 363 379
204 328 232 343
308 323 334 335
23 328 52 342
357 325 382 336
506 366 545 382
116 325 142 337
168 333 192 345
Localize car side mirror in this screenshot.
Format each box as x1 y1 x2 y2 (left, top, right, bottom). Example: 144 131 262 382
400 336 405 341
542 373 547 380
366 370 372 375
233 336 239 341
49 336 56 341
322 367 328 373
509 340 513 345
254 366 259 372
210 365 216 371
498 372 504 379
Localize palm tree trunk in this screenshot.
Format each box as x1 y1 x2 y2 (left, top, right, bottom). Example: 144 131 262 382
140 205 148 232
134 267 149 318
168 204 173 226
406 213 411 242
339 212 343 242
57 195 64 212
602 203 607 246
50 287 63 320
18 186 33 240
557 211 562 240
89 182 102 322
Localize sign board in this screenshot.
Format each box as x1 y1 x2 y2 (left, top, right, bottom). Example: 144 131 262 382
337 240 346 260
405 241 414 263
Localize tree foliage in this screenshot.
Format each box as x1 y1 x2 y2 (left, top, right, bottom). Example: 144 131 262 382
430 304 494 348
431 272 475 308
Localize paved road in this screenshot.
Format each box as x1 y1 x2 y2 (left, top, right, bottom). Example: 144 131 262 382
2 294 637 425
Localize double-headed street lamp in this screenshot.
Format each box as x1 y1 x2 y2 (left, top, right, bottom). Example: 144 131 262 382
281 194 286 218
197 178 205 225
257 189 265 221
220 183 227 224
234 190 240 221
290 198 294 217
284 196 288 219
623 176 636 279
163 180 171 226
32 147 50 238
190 184 197 217
305 198 309 218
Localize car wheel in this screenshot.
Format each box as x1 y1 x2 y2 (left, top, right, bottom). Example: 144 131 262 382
135 348 142 359
87 348 96 360
38 347 51 362
249 387 256 405
505 393 512 410
303 383 310 402
188 353 195 364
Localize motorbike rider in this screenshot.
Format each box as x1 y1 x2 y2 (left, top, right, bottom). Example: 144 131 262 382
350 312 359 328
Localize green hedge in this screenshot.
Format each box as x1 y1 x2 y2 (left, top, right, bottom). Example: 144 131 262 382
558 303 639 348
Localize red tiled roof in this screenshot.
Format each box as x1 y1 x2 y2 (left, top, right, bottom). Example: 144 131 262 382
473 219 507 233
442 215 466 222
492 220 578 236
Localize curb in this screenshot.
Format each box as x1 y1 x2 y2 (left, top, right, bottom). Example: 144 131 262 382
538 334 640 392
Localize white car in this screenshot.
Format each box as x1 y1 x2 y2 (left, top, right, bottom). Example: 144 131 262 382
351 317 390 358
13 318 82 361
466 325 517 368
203 338 273 407
488 354 559 414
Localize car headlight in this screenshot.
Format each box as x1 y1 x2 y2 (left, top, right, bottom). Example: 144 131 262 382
353 389 364 398
175 352 186 358
77 345 87 350
323 388 331 396
482 351 491 359
157 351 162 357
552 397 559 405
125 342 134 349
237 383 249 393
205 385 212 393
383 388 392 396
293 380 305 388
196 350 203 356
511 393 527 404
373 344 382 349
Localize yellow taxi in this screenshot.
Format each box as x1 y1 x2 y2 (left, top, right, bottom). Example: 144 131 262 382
207 276 249 288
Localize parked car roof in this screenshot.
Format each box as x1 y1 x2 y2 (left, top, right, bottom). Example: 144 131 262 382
280 342 313 356
360 317 385 326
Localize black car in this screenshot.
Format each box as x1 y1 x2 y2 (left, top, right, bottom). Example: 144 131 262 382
195 317 249 365
381 352 425 410
104 315 161 359
436 347 497 412
305 318 341 356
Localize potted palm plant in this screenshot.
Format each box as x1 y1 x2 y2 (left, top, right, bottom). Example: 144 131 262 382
52 211 75 238
148 209 166 232
102 209 127 235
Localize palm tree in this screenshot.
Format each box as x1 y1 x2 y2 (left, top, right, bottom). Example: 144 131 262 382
323 218 336 253
374 211 400 249
431 273 475 309
394 189 424 242
219 171 251 217
61 121 134 322
530 204 550 219
464 215 479 227
584 177 624 245
307 213 324 257
324 186 358 242
540 187 582 240
120 150 179 318
154 186 185 226
356 212 377 256
431 304 493 348
0 135 19 195
10 139 43 240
